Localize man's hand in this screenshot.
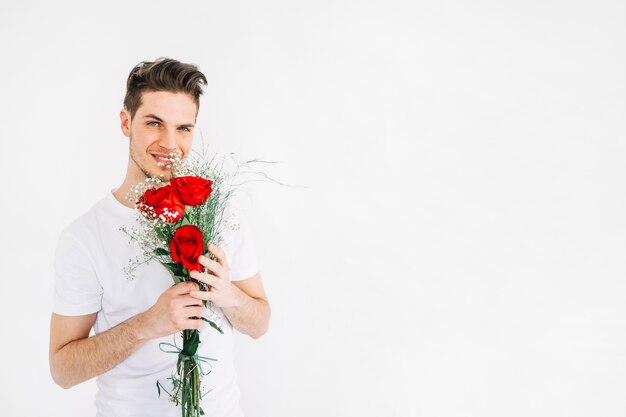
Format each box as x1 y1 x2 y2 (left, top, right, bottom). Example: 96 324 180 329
189 243 271 339
138 281 205 340
189 243 241 308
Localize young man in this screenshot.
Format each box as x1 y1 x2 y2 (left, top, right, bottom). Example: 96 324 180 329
49 58 270 417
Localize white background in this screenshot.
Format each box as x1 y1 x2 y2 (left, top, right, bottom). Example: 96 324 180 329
0 0 625 416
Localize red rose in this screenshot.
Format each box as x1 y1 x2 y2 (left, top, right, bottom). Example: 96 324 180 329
169 225 205 272
170 176 213 206
137 185 185 223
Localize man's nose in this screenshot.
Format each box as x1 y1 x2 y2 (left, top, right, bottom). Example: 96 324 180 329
159 128 178 149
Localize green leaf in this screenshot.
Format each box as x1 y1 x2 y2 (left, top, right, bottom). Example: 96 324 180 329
179 214 191 227
201 317 224 334
154 247 169 256
155 227 168 242
162 262 183 277
161 262 186 284
181 330 201 356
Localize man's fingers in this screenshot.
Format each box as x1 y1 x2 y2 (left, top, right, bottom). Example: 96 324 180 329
207 243 228 268
191 270 219 287
168 295 202 311
181 295 203 307
181 317 204 330
181 305 204 318
189 289 215 302
171 281 199 295
198 256 223 277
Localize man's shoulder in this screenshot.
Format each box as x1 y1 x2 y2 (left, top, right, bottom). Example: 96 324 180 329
58 194 109 243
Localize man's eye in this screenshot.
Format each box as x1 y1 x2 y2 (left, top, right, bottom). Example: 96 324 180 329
179 127 191 132
148 121 160 127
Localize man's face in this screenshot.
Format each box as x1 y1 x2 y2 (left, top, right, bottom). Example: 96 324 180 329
120 90 197 181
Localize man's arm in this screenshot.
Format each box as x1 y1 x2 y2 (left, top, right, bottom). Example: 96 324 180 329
49 281 204 389
224 273 270 339
49 312 146 389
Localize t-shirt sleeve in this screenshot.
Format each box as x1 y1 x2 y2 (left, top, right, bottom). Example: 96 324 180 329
221 211 260 282
52 230 103 316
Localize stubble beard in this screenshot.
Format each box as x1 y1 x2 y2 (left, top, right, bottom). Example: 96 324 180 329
129 135 171 181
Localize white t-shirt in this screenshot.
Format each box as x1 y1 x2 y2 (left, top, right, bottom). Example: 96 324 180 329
52 189 259 417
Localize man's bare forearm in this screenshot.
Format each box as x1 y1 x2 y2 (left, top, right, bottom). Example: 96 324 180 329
51 314 147 389
223 284 271 339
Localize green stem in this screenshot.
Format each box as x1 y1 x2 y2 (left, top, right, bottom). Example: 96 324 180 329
180 329 201 417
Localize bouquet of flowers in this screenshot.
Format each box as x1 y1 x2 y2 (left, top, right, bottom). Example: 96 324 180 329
122 150 235 417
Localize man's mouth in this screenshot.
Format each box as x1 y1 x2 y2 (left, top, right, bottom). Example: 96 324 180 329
151 154 173 167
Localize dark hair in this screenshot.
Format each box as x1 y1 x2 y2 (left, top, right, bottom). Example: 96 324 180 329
123 57 207 120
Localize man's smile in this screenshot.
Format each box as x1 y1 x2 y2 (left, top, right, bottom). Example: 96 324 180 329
151 153 173 167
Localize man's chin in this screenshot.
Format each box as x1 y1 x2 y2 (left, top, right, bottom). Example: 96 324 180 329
149 169 172 181
140 163 173 181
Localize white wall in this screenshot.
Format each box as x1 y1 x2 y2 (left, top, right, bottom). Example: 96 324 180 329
0 0 625 416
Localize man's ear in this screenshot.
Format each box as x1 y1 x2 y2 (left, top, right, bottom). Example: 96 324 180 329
120 109 131 137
